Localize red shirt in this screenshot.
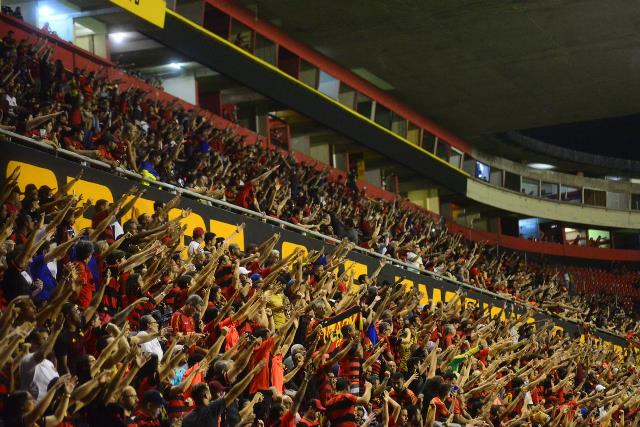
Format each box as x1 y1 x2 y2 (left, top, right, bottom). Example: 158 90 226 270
249 336 275 394
278 410 295 427
431 396 449 420
325 392 358 427
234 182 254 208
73 260 95 309
170 310 195 334
271 354 285 394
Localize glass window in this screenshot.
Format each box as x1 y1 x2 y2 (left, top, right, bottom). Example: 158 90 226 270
436 140 450 161
583 188 606 207
338 84 356 109
254 34 276 65
462 155 476 175
565 227 587 246
355 93 373 119
588 229 611 248
391 113 407 137
606 191 629 210
541 182 559 200
539 221 562 243
299 60 318 88
632 194 640 210
317 70 340 100
449 148 463 169
421 131 436 152
504 172 521 192
521 178 539 197
475 161 490 181
519 218 540 240
406 122 421 145
490 169 503 187
374 103 392 129
230 20 253 52
560 185 581 203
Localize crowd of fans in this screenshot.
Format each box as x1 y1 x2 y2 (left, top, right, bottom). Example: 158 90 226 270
0 27 638 336
0 20 640 427
0 171 639 427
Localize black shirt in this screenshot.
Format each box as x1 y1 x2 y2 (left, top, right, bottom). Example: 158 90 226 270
181 398 226 427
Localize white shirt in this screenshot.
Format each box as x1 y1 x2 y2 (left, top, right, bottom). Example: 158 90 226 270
5 94 16 108
188 240 203 256
137 331 164 361
20 353 59 401
111 221 124 239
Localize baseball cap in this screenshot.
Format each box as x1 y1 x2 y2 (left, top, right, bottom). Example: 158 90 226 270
238 267 251 275
142 389 167 406
193 227 205 238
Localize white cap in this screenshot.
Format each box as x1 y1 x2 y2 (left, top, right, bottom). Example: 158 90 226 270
239 267 251 275
595 384 606 392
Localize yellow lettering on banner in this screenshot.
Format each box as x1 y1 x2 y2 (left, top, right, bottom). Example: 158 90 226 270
344 260 367 280
122 196 155 223
464 297 477 309
282 242 308 260
417 284 429 306
67 177 113 231
490 306 502 318
431 288 442 304
109 0 166 28
396 276 414 292
209 220 245 251
7 161 57 196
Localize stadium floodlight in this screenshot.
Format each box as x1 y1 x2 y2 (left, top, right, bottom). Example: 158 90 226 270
527 163 555 170
110 32 127 43
38 5 53 18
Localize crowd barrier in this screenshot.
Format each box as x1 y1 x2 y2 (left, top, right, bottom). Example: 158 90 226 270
0 132 628 349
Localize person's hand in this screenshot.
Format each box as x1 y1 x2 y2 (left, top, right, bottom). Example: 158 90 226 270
63 375 78 394
254 392 263 403
134 351 151 368
54 313 65 330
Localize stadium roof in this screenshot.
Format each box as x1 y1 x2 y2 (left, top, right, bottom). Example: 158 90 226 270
237 0 640 155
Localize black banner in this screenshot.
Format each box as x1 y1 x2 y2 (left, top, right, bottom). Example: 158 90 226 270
0 141 627 348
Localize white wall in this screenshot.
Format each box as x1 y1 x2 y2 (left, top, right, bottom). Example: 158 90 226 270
7 0 80 42
162 72 197 105
466 178 640 229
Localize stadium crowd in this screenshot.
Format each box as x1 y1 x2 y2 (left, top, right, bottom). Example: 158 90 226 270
0 27 637 336
0 23 640 427
0 170 639 427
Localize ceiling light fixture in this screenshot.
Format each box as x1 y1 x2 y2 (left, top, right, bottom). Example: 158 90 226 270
38 5 53 17
168 62 182 70
527 163 555 170
110 32 127 43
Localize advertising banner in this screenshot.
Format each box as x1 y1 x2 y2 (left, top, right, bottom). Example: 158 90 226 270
0 141 627 349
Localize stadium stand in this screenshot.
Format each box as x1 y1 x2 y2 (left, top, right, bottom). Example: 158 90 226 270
0 7 640 427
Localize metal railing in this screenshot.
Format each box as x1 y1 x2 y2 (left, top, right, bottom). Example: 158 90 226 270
0 129 626 341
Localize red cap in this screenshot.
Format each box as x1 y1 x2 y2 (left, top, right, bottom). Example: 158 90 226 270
193 227 205 237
